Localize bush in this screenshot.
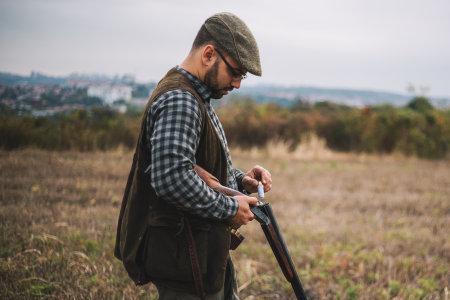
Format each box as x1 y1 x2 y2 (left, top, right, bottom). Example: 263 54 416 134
0 108 138 151
315 101 450 159
1 97 449 159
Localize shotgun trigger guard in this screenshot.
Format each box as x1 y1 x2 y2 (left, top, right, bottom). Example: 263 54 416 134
251 205 270 225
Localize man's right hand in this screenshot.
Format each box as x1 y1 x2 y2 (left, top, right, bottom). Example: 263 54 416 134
231 195 258 226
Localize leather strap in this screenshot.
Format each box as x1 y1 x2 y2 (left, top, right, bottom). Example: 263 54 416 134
184 217 206 300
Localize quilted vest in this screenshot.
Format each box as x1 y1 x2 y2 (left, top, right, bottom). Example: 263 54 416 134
114 68 231 294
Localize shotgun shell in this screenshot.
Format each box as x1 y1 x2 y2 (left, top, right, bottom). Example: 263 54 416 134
257 182 265 200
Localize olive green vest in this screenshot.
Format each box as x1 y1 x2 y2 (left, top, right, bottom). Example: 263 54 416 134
114 68 231 294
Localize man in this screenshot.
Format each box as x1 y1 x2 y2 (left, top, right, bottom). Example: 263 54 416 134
115 12 272 300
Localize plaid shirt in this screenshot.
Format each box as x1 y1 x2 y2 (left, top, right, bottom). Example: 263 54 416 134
145 66 245 220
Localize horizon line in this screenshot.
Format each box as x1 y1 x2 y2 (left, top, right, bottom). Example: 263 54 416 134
1 69 448 99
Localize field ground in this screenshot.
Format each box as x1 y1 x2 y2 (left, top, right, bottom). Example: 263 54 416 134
0 147 449 299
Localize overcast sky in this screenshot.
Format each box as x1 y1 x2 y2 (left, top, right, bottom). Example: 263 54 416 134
1 0 449 95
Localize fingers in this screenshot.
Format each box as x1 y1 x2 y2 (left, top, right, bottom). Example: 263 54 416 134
259 166 272 185
251 165 270 181
246 208 254 222
243 165 273 194
252 165 272 191
245 177 259 188
232 195 257 226
246 196 258 206
263 181 272 192
242 197 256 223
261 170 272 186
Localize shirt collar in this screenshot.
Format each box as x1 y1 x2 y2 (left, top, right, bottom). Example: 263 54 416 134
175 65 212 102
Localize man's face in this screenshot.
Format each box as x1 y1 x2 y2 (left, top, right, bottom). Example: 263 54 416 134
204 50 246 99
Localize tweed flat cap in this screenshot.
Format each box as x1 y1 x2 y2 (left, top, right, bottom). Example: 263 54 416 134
204 12 262 76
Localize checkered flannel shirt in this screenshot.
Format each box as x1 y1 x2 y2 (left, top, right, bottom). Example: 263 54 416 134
145 66 245 220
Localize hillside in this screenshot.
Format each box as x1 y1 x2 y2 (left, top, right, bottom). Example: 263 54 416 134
2 71 449 108
229 84 450 108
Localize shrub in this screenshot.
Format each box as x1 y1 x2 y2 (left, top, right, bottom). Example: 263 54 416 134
1 97 449 159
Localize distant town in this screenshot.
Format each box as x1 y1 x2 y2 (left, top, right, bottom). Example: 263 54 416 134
0 72 156 116
1 71 449 116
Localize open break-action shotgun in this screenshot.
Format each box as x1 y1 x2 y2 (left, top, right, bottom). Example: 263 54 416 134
194 165 308 300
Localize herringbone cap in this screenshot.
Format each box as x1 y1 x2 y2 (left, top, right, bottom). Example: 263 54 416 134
204 12 262 76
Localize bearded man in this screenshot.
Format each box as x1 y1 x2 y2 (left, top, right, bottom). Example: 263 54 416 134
115 12 272 300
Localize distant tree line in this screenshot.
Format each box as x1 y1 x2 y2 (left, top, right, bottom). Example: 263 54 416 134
0 107 139 151
220 96 450 159
1 96 449 159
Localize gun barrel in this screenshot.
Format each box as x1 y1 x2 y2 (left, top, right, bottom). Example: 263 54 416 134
259 204 308 300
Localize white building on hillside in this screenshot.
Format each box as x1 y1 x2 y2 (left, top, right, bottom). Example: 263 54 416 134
87 84 132 104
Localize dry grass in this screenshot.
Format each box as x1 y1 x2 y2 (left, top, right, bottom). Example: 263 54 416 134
0 144 449 299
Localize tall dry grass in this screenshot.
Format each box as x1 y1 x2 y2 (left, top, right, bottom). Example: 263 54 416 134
0 143 449 299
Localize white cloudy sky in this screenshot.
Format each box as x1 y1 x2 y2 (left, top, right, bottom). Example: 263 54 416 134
1 0 449 95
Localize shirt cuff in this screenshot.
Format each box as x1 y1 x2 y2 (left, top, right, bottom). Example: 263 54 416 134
228 196 239 219
233 168 246 193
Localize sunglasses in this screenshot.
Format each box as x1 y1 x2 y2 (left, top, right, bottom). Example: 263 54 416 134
215 49 247 81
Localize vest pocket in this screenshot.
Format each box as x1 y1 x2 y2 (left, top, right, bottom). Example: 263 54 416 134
142 224 210 282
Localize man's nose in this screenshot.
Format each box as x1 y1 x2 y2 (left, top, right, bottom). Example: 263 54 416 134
231 79 241 89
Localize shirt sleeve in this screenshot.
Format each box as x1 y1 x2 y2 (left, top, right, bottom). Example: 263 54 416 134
232 168 246 193
146 90 238 220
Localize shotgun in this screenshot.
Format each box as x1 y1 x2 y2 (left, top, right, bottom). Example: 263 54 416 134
194 165 308 300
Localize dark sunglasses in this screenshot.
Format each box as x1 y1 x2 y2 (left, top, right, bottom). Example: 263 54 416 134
215 49 247 81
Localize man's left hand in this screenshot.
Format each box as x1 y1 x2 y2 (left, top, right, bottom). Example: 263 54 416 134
242 165 272 194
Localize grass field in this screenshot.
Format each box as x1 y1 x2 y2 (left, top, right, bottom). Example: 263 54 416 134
0 147 449 299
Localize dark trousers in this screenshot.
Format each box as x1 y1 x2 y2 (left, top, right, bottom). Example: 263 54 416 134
156 257 239 300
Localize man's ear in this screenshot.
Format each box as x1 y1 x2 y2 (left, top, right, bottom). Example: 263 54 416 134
201 44 216 67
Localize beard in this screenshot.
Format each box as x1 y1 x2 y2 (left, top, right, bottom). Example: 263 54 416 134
204 60 232 99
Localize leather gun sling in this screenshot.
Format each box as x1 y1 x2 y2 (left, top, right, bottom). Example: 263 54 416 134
184 218 206 300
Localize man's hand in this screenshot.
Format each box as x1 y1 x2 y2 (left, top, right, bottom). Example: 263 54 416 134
242 165 272 193
231 195 258 226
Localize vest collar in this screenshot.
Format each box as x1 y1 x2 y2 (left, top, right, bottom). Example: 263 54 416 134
175 65 212 103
